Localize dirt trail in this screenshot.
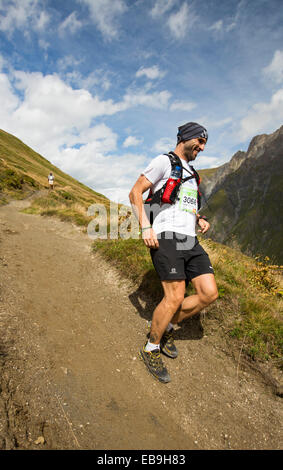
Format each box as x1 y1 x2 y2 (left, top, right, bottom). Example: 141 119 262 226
0 198 282 450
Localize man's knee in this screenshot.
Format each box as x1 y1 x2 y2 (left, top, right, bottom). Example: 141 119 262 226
200 286 218 306
163 285 185 311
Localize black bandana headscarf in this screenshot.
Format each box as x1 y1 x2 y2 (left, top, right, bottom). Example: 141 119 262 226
177 122 208 143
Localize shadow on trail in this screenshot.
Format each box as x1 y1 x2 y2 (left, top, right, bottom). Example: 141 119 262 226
128 269 204 341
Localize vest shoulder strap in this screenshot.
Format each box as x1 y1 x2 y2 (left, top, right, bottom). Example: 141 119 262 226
165 152 183 177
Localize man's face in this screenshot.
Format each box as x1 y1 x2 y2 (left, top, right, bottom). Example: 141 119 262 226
182 137 207 161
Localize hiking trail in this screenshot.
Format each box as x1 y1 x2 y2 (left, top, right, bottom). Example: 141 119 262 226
0 197 281 450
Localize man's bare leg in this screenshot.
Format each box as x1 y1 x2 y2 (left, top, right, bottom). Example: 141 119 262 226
171 273 218 325
149 274 218 345
149 280 185 345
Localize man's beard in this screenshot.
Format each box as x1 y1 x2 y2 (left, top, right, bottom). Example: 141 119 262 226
184 143 199 161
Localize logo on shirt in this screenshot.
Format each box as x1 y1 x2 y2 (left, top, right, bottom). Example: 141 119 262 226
170 267 177 274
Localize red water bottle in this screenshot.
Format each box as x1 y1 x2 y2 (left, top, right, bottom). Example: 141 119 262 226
162 166 181 204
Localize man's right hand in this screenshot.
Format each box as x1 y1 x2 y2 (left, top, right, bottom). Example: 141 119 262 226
142 228 159 249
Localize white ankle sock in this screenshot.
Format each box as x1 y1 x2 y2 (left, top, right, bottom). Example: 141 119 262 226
145 340 160 352
166 322 174 332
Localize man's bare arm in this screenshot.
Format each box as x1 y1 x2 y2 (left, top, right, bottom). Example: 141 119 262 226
129 175 159 249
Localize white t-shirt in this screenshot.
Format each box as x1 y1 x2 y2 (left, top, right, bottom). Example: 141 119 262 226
142 154 198 236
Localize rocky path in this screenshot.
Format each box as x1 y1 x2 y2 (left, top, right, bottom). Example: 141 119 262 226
0 199 282 450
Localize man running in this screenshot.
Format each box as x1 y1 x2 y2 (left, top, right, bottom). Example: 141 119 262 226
129 122 218 383
48 172 54 190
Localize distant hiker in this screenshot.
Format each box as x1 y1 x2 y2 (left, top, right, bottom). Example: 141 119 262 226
48 172 54 190
129 122 218 383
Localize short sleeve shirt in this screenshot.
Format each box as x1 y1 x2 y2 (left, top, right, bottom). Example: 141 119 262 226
142 154 198 236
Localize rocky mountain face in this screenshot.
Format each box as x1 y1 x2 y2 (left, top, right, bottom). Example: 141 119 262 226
199 125 283 264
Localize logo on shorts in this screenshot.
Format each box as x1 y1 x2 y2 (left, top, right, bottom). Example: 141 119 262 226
170 267 177 274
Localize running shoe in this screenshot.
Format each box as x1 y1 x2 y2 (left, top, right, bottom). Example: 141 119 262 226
160 329 178 359
139 344 171 383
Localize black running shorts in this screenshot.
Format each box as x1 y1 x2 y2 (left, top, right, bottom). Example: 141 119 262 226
150 232 214 282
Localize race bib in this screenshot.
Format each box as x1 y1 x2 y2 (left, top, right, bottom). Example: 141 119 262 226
178 187 198 214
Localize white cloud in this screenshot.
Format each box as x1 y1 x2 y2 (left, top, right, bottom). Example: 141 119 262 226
136 65 166 80
152 137 176 154
195 155 222 169
38 39 50 51
57 55 82 71
59 12 82 35
209 0 245 35
0 70 124 158
1 69 172 151
262 50 283 84
123 88 171 110
150 0 176 18
0 67 173 204
170 100 196 112
79 0 127 40
237 88 283 141
123 136 143 148
0 0 49 35
209 20 223 32
52 144 147 205
0 73 19 120
167 3 195 40
34 10 50 31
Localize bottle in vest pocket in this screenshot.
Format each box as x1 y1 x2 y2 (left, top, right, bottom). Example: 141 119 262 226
161 165 182 204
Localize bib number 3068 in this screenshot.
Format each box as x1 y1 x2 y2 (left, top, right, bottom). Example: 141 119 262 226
179 187 197 214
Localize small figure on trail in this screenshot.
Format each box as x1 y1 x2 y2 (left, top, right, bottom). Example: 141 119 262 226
48 172 54 190
129 122 218 383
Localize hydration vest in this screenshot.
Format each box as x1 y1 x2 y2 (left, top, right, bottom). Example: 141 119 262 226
144 151 202 210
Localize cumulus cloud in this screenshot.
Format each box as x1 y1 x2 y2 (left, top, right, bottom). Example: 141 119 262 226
136 65 166 80
262 50 283 84
0 73 20 120
1 68 172 151
237 88 283 141
123 136 143 148
0 67 172 204
79 0 127 40
52 144 147 205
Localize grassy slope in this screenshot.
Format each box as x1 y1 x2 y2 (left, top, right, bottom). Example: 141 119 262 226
1 128 282 368
0 129 110 225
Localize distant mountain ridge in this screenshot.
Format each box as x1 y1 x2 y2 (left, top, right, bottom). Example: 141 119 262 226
199 125 283 264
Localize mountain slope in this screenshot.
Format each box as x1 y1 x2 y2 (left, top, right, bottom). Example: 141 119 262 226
0 129 108 206
200 126 283 263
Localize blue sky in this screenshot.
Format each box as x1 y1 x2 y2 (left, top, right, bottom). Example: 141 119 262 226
0 0 282 204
